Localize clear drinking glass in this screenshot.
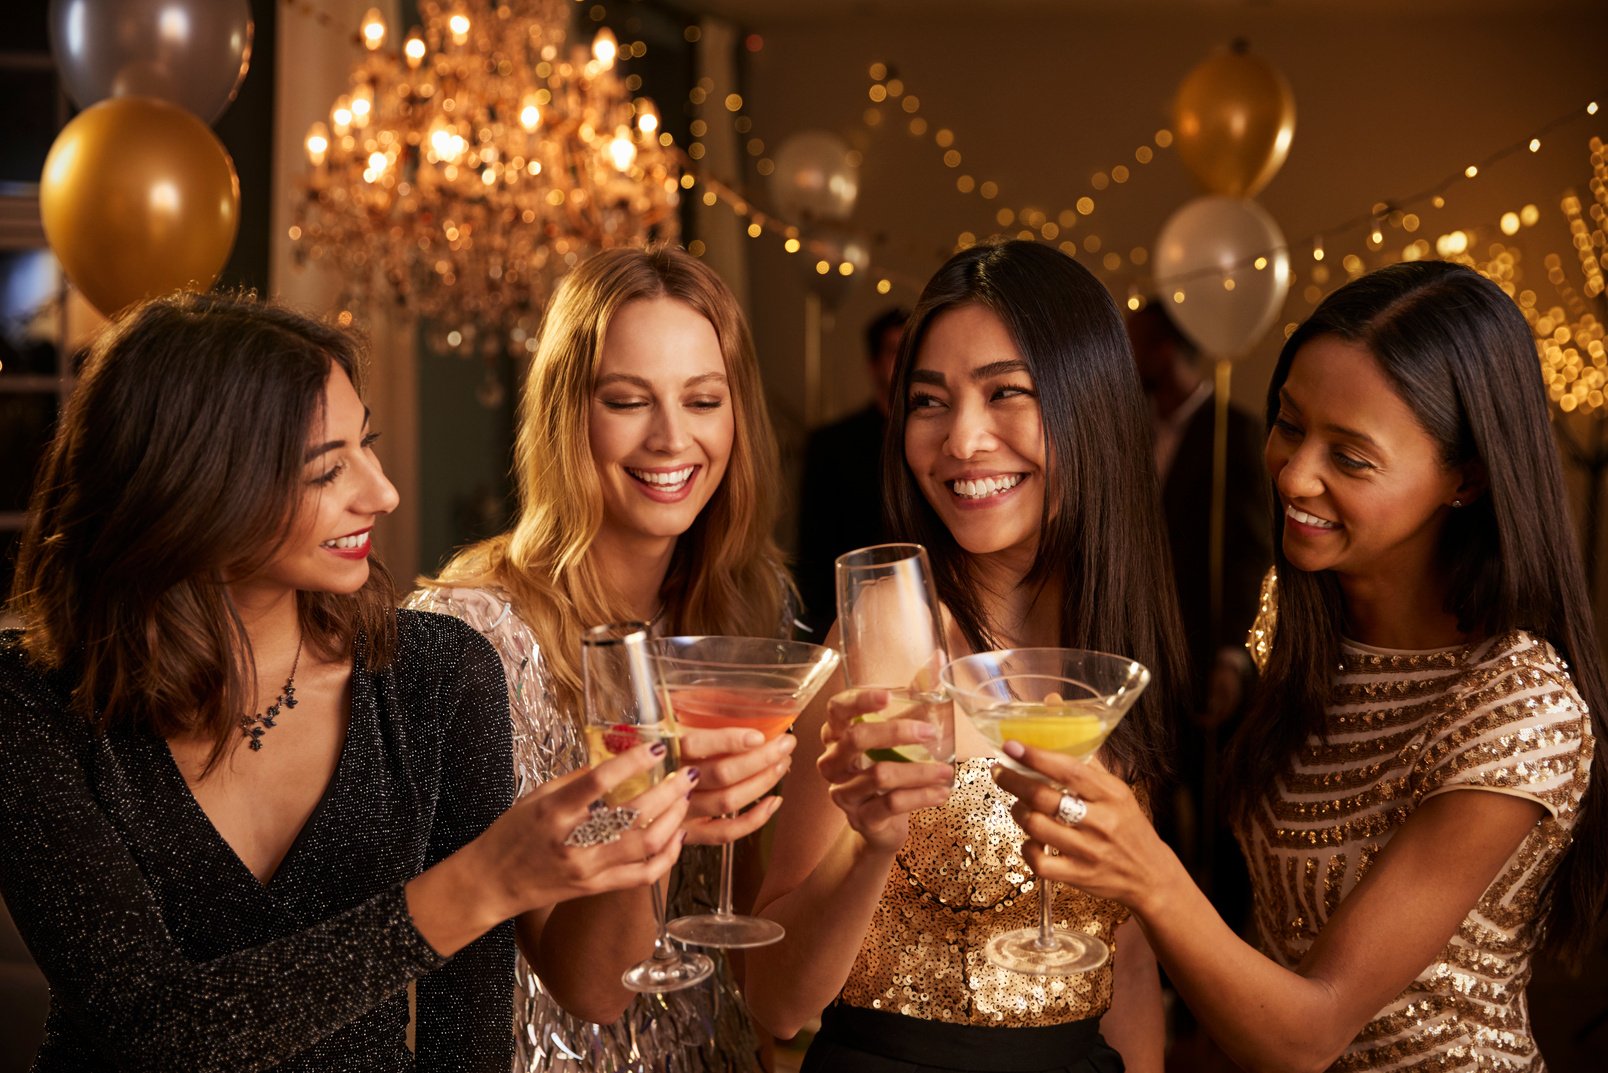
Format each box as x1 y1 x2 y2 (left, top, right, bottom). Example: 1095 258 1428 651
942 647 1150 975
580 622 713 993
652 636 839 948
834 543 955 764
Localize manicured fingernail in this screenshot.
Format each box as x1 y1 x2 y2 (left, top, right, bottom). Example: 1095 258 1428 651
914 723 937 740
1002 740 1025 758
685 767 701 783
742 730 765 748
779 735 798 754
650 741 668 757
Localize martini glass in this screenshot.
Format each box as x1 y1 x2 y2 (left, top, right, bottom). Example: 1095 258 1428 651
652 636 839 948
580 622 713 993
941 647 1150 975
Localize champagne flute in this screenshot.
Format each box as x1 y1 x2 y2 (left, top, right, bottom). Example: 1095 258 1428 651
652 636 839 948
942 647 1150 975
834 543 955 764
581 622 712 993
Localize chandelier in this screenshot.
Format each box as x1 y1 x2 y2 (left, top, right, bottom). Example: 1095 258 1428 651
291 0 682 357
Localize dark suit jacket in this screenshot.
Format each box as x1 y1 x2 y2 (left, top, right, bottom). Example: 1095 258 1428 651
795 405 887 639
1162 393 1273 710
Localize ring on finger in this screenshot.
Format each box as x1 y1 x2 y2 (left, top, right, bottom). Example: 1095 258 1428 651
1055 791 1088 827
563 799 640 847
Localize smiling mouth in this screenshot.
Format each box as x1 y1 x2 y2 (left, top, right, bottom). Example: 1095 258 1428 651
1286 505 1340 530
322 530 371 550
627 465 696 493
949 474 1025 500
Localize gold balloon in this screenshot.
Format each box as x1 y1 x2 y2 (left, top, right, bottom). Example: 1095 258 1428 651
40 96 240 318
1172 43 1296 198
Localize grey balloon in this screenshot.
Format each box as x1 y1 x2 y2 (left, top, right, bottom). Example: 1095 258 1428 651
49 0 254 123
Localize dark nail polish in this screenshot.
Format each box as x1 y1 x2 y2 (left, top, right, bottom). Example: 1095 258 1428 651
685 767 701 782
650 741 668 757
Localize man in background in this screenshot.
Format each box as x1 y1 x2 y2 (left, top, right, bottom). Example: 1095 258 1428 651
1128 301 1271 927
794 307 908 639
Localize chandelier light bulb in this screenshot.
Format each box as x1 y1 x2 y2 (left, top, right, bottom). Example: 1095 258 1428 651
305 123 330 166
404 31 426 68
331 95 353 136
448 12 471 45
609 127 637 171
593 27 618 69
350 85 374 127
637 103 659 137
519 95 542 133
361 8 386 51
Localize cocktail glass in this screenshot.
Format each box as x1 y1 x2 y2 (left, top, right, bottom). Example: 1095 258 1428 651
581 622 713 993
941 647 1150 975
652 635 839 948
835 543 955 764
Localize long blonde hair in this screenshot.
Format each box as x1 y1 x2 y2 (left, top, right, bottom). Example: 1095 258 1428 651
429 247 790 715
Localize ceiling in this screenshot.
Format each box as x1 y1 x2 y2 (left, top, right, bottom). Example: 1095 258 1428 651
684 0 1599 23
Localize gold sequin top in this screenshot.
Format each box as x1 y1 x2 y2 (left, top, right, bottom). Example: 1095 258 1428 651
837 758 1131 1026
1242 574 1593 1072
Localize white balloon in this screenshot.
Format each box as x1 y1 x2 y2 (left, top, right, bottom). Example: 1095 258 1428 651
770 131 859 223
1153 195 1291 359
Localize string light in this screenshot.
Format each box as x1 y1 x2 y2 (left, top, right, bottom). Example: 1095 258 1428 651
860 63 1165 265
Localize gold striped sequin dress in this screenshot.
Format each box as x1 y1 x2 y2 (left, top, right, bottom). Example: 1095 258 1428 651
1243 580 1591 1071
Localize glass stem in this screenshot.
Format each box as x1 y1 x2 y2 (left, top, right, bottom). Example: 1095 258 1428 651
717 813 736 917
650 876 676 960
1036 878 1056 950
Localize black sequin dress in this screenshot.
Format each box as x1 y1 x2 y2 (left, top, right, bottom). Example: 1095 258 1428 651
0 611 516 1073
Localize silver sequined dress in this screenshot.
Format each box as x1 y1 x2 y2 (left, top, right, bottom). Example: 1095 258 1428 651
406 586 764 1073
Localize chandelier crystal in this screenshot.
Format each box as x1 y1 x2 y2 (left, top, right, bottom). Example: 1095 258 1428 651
292 0 682 356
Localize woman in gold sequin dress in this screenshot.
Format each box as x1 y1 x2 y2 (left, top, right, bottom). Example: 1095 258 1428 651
749 241 1189 1073
409 247 797 1072
999 261 1607 1072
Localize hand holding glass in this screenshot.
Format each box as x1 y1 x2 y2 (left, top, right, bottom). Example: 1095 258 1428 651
834 543 955 764
580 622 712 993
942 647 1150 975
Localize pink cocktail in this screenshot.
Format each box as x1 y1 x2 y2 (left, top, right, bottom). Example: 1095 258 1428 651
652 636 839 948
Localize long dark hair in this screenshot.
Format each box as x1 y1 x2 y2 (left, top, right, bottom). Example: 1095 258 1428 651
1225 259 1608 965
9 290 398 768
884 240 1186 794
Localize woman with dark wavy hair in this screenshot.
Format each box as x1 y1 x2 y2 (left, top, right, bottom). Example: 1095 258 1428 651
750 240 1186 1073
1001 261 1605 1072
0 291 691 1072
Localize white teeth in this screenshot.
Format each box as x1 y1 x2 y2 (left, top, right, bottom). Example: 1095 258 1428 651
322 531 370 550
627 465 695 488
1286 505 1340 530
950 474 1024 499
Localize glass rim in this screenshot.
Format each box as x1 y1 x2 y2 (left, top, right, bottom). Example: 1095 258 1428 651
833 542 930 571
939 646 1150 692
650 635 839 672
581 620 651 648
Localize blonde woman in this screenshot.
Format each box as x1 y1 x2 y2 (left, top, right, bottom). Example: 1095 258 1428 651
410 247 795 1071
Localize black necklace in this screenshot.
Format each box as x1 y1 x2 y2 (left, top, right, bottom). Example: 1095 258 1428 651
239 638 302 751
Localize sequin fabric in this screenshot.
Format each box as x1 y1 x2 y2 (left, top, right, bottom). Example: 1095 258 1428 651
837 758 1129 1026
406 587 764 1073
0 613 516 1072
1240 576 1593 1072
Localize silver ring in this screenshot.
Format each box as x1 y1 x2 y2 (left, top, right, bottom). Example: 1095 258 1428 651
1055 791 1088 827
563 800 640 847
